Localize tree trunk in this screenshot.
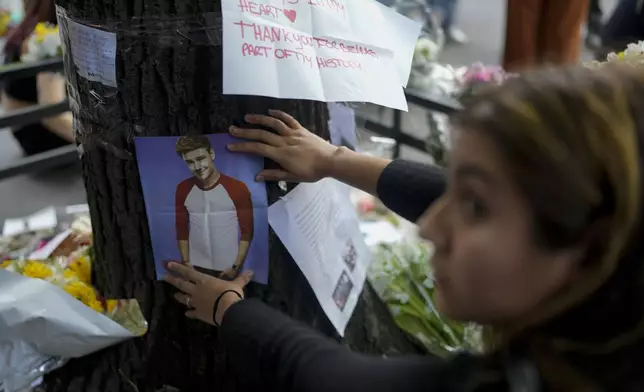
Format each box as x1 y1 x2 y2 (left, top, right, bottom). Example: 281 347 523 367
45 0 421 390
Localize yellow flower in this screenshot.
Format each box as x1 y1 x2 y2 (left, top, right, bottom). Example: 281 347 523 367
63 281 100 310
106 299 118 314
0 260 12 269
67 255 92 284
23 261 53 279
63 269 78 281
87 299 105 313
33 23 59 43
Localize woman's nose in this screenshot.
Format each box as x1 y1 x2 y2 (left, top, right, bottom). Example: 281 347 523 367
417 197 449 250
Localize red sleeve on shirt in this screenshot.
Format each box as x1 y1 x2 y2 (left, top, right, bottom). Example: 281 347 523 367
175 178 195 241
220 174 254 242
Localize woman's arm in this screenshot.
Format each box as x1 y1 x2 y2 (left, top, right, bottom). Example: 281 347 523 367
162 261 448 392
221 299 446 392
229 110 447 223
327 147 446 223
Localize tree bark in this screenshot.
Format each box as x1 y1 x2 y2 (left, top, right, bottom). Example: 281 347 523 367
45 0 422 390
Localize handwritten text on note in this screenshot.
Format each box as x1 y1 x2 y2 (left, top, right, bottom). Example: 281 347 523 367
67 19 117 87
222 0 410 110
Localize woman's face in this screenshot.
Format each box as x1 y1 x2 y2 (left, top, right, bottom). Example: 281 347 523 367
418 129 581 325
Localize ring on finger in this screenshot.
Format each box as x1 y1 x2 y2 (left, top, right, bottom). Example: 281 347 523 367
186 297 192 308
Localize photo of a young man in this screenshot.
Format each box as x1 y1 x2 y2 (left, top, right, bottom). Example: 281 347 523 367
135 134 269 283
174 135 253 279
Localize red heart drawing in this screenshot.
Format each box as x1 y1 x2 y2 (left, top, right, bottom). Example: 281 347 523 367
283 9 297 23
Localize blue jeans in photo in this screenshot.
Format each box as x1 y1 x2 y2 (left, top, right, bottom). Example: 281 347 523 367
428 0 458 30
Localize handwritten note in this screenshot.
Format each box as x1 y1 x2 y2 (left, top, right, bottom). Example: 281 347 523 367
222 0 421 110
268 179 372 336
67 19 117 87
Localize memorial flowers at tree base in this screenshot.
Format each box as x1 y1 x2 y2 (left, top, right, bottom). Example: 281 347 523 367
0 211 147 392
20 23 62 63
368 240 482 357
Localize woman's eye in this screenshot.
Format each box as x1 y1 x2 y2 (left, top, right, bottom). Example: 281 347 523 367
460 195 488 220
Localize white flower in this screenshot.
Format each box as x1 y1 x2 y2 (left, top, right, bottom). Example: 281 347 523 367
42 32 61 58
20 24 61 63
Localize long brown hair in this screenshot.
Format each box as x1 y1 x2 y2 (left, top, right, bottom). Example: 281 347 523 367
4 0 56 55
452 65 644 389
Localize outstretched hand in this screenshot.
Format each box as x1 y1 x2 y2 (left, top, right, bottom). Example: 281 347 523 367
163 261 253 326
227 109 339 183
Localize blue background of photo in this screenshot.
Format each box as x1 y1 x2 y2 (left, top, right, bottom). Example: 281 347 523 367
134 134 269 283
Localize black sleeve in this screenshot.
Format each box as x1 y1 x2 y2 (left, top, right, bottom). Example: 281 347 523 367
220 299 448 392
376 160 447 223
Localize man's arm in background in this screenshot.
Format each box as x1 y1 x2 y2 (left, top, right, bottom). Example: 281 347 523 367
230 180 254 273
175 182 191 264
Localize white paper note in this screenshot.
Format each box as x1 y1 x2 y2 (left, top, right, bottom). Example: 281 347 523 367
268 179 372 335
2 218 25 238
327 103 356 147
26 207 58 233
67 19 117 87
222 0 420 110
2 207 58 237
28 229 73 260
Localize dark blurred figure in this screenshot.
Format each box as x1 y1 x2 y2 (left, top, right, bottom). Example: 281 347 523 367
503 0 589 71
597 0 644 60
585 0 603 49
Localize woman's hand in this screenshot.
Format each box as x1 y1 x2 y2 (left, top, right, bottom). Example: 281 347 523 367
228 109 339 183
163 261 253 326
37 72 67 105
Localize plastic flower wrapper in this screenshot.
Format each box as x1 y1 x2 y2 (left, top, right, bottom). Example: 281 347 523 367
0 221 147 391
21 23 62 63
368 241 482 357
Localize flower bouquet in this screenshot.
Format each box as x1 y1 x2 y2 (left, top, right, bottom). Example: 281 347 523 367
368 241 481 357
585 40 644 69
20 22 62 63
457 62 514 100
0 213 147 392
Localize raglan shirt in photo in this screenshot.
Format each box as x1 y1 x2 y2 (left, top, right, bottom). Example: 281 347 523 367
175 174 253 271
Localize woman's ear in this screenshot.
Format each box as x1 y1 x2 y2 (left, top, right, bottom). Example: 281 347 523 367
557 217 612 284
578 217 612 268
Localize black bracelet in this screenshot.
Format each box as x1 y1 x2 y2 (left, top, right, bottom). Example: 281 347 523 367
213 289 243 327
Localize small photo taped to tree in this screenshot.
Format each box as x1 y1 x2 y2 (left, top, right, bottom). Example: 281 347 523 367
332 271 354 311
342 239 358 271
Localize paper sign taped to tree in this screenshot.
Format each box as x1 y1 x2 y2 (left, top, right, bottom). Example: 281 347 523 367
66 18 117 87
221 0 421 110
268 179 372 336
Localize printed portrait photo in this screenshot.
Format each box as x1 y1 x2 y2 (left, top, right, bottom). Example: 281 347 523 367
332 271 354 311
342 239 357 271
135 134 269 283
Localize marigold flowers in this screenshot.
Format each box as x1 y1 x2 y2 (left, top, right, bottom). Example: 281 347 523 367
22 261 53 280
63 281 104 312
66 255 91 283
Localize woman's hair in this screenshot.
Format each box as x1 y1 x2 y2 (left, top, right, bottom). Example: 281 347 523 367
452 65 644 389
4 0 56 55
